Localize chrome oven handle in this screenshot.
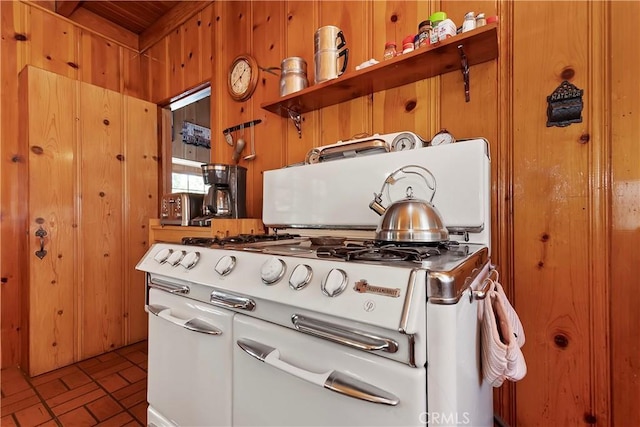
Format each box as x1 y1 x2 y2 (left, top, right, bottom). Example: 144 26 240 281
210 290 256 311
149 305 222 335
291 314 398 353
237 338 399 406
148 278 190 295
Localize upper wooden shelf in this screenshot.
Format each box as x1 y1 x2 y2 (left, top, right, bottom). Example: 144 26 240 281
261 24 498 117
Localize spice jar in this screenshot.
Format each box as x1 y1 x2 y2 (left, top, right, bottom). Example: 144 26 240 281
476 13 487 27
383 42 397 60
462 11 476 33
429 12 447 45
401 35 415 54
416 20 432 48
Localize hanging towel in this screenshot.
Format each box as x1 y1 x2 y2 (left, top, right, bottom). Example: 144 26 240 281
480 278 527 387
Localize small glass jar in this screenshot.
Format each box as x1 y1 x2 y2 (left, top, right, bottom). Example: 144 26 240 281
476 13 487 27
462 11 476 33
383 42 397 60
416 20 432 48
401 35 415 54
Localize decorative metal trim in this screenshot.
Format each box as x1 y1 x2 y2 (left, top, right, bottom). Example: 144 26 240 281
546 80 584 127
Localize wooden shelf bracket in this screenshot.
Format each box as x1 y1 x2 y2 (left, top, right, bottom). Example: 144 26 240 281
286 107 303 138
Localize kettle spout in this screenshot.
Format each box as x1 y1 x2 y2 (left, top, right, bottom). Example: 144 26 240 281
369 193 386 216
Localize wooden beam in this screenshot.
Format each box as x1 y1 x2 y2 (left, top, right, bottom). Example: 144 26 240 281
139 1 212 53
68 7 138 51
55 0 81 17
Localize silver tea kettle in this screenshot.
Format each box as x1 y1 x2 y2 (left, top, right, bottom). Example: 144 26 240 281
369 165 449 244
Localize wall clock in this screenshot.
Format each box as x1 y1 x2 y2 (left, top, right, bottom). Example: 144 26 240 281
228 54 259 102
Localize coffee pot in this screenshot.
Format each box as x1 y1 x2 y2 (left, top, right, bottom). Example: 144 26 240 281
191 164 247 226
314 25 349 84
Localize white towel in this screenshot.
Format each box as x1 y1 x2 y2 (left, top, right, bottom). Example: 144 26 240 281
481 278 527 387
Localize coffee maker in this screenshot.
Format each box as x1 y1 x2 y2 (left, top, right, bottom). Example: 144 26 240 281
190 164 247 226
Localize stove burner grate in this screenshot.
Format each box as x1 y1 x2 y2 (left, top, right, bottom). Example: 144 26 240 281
181 233 301 247
317 242 458 262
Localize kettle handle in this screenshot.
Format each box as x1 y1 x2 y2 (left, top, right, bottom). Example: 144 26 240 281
336 30 346 50
373 164 437 204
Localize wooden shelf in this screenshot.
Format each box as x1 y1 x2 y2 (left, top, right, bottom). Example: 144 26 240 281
261 24 498 117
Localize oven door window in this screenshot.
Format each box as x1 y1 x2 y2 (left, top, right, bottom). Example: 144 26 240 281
147 288 233 426
232 314 426 426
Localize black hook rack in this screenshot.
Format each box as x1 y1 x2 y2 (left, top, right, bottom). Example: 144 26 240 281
222 119 262 136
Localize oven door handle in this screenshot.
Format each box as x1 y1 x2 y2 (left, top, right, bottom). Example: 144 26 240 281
148 304 222 335
149 278 190 295
210 290 256 311
237 338 399 406
291 314 398 353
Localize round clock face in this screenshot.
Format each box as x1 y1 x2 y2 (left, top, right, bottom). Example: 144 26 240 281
430 129 456 146
228 55 258 101
391 133 417 151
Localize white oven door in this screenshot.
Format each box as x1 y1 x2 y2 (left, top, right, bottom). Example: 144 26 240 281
147 288 233 426
232 314 425 426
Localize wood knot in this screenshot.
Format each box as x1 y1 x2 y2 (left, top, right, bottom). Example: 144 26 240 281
51 280 56 284
103 119 110 126
99 192 106 197
11 155 23 163
561 68 575 80
144 108 148 112
35 217 45 224
57 254 63 259
540 233 550 242
404 100 417 112
287 14 293 21
390 14 398 22
52 342 57 347
1 278 7 284
57 310 63 315
267 16 271 22
583 413 597 424
46 55 52 60
579 134 590 144
67 61 79 69
14 33 28 41
537 261 544 268
216 16 220 21
197 20 201 26
104 253 109 257
553 334 569 348
189 52 193 59
31 146 44 155
116 154 125 161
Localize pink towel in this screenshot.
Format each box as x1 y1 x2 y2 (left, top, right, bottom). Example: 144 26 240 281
480 277 527 387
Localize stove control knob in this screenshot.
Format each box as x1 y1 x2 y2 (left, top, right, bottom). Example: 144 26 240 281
214 255 236 276
261 257 286 285
179 251 200 270
166 250 186 267
321 269 348 297
289 264 313 290
154 248 173 263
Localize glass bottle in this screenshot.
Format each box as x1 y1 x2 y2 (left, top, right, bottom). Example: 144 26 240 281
383 42 397 60
417 20 432 48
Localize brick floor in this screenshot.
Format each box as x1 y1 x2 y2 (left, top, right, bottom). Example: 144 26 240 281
0 341 147 427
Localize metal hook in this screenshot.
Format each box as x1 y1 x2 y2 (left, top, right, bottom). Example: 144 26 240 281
458 45 470 102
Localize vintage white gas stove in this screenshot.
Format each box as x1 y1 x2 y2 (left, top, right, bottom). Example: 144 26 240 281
136 138 494 427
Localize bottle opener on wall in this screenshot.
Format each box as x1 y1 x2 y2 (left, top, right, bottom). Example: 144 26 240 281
546 80 584 127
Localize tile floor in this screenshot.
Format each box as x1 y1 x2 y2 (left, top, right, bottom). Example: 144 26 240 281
1 341 148 427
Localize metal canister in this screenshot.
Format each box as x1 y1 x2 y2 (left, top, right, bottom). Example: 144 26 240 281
279 57 308 97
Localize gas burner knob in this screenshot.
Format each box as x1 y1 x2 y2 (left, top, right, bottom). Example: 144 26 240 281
261 257 286 285
321 269 348 297
153 248 173 263
214 255 236 276
179 251 200 270
289 264 313 290
166 250 186 266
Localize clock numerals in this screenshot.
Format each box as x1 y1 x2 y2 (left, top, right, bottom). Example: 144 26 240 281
228 55 259 102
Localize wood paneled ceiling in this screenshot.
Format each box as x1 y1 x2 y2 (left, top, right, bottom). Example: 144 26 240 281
56 0 181 34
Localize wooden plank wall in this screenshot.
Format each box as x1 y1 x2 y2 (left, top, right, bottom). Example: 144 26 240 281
0 1 146 368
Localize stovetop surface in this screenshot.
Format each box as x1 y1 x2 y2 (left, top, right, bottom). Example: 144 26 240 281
180 234 486 272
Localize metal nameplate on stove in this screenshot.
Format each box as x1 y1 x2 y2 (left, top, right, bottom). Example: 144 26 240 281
353 279 401 298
